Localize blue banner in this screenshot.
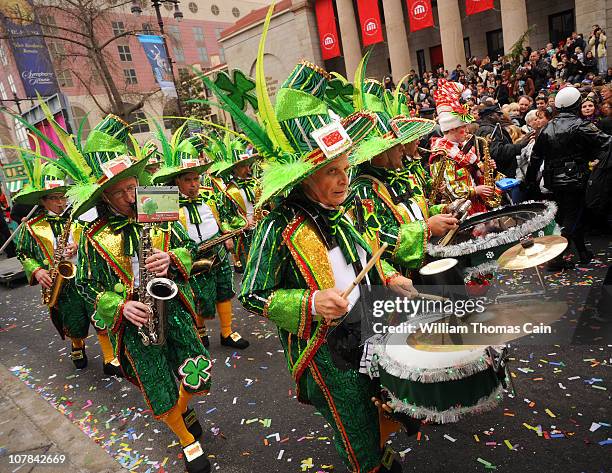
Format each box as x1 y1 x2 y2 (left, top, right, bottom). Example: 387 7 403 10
137 34 177 98
0 0 59 97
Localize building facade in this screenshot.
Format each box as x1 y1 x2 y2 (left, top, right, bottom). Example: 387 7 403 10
220 0 612 95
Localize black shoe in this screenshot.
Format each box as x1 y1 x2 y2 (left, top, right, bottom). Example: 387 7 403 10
182 407 203 439
234 264 244 274
197 327 210 348
381 459 403 473
578 250 593 264
71 347 87 369
103 359 123 377
220 332 249 349
183 441 211 473
546 259 574 271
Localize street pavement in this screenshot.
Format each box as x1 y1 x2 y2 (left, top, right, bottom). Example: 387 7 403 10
0 238 610 473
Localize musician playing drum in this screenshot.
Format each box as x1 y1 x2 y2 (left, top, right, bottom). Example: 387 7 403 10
152 134 250 350
69 116 213 473
239 60 417 473
429 80 499 215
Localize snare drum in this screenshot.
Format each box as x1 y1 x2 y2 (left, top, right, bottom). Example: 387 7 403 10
371 325 503 423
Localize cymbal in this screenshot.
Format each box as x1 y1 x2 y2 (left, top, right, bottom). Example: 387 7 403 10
498 236 568 270
407 300 568 349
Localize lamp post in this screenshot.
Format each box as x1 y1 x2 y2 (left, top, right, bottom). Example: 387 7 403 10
131 0 184 116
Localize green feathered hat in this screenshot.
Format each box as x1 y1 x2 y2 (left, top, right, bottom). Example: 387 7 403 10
206 133 256 177
151 123 212 184
66 114 150 217
140 140 162 165
13 154 68 205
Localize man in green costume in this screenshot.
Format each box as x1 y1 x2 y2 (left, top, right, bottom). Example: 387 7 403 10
52 114 213 473
152 132 250 350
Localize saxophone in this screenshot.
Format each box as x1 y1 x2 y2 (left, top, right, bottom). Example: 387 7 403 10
476 136 504 208
136 223 178 346
42 215 76 308
428 150 453 206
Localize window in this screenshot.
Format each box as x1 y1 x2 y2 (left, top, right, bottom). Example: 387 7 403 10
0 81 7 100
168 25 181 42
215 28 223 39
211 4 219 15
7 74 16 94
0 44 7 66
218 46 225 64
232 7 240 18
14 119 29 148
486 29 504 61
549 10 575 47
142 23 153 34
189 2 198 13
112 21 125 36
164 2 173 11
118 45 132 61
56 70 73 87
197 46 208 63
39 15 57 34
124 68 138 84
71 106 91 140
48 42 66 61
173 47 185 63
192 26 204 42
130 110 149 133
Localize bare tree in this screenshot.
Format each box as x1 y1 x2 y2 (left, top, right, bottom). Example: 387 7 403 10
0 0 163 121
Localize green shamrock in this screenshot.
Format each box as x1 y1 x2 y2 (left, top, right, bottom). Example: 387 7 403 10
179 355 212 390
325 79 354 102
91 311 108 331
214 70 258 111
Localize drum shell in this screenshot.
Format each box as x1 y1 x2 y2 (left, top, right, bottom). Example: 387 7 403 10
416 257 467 299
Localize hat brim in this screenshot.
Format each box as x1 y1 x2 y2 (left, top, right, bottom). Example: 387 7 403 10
71 158 150 218
392 117 437 144
257 112 376 208
13 186 69 205
151 162 213 185
219 155 258 176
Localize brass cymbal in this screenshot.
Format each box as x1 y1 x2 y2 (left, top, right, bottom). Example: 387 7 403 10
407 300 568 349
497 236 568 270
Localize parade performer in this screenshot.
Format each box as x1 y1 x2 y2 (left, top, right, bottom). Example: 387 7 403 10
207 134 259 272
335 56 458 273
152 130 250 350
205 12 416 468
136 140 163 186
429 79 498 215
48 114 212 473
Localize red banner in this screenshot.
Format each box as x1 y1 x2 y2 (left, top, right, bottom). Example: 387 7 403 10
357 0 384 47
466 0 494 16
407 0 434 32
314 0 341 60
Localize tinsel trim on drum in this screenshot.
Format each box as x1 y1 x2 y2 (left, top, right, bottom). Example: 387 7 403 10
463 260 500 282
384 384 504 424
371 343 493 383
427 200 558 258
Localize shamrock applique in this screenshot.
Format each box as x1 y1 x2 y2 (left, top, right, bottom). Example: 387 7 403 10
179 355 212 390
325 79 354 102
214 70 258 111
91 311 108 331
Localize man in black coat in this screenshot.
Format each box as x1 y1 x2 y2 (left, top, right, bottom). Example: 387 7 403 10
475 104 533 178
525 86 610 269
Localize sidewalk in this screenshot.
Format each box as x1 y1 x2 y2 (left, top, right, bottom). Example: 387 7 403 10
0 362 127 473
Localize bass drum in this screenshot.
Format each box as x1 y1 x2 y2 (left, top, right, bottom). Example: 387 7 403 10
427 200 558 281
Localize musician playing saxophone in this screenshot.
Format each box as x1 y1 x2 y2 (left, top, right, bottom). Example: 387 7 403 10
152 135 249 350
72 116 212 473
14 161 92 370
429 80 499 215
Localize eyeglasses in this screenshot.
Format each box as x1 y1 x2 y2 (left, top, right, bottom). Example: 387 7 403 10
105 185 137 200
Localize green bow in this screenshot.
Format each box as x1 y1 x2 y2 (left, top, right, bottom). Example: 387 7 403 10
46 215 68 237
179 195 204 225
362 210 381 240
108 215 142 256
235 177 256 203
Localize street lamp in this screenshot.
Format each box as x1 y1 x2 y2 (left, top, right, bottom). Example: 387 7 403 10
131 0 184 115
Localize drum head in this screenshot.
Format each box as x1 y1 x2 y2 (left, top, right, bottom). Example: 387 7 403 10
419 258 458 276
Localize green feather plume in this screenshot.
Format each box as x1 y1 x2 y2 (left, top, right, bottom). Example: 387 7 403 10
255 3 293 154
66 182 100 207
353 50 372 111
152 119 175 167
392 73 411 115
349 135 393 165
258 157 310 207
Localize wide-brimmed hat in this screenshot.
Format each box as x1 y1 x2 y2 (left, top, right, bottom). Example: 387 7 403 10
206 133 257 177
151 126 213 184
13 157 68 205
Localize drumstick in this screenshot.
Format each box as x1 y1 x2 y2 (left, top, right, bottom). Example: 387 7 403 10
0 205 38 253
341 243 388 299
